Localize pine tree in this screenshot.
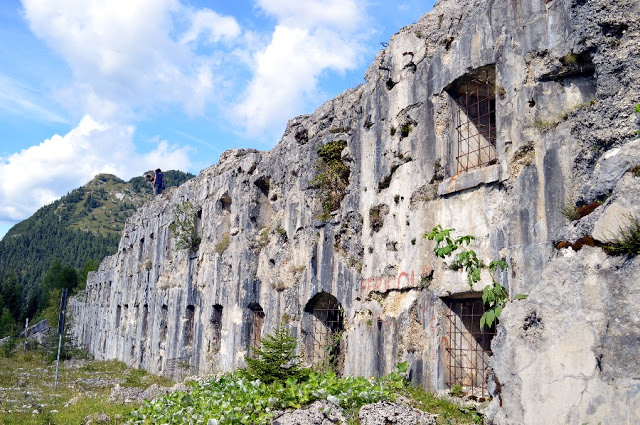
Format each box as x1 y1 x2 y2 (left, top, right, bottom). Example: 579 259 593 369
243 324 308 383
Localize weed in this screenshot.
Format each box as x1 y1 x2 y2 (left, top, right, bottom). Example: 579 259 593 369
256 227 271 248
415 29 424 38
170 201 201 252
400 123 412 138
215 233 230 255
450 383 463 397
390 125 397 136
425 226 526 329
562 53 579 65
369 205 389 233
275 225 286 236
630 165 640 177
311 141 350 221
496 85 507 97
561 203 581 221
402 385 481 424
603 216 640 256
394 194 401 204
534 119 559 130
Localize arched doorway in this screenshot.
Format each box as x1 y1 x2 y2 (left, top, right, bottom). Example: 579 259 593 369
304 292 344 371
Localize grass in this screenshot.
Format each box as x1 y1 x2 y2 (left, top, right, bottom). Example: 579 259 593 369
604 216 640 256
403 386 482 425
0 349 173 425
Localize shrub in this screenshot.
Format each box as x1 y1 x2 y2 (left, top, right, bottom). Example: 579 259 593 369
170 201 201 252
242 324 308 384
311 141 350 220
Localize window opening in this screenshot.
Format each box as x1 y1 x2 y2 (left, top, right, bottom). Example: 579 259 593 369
115 305 121 329
161 304 168 341
442 298 495 398
185 305 195 346
248 303 265 353
304 292 344 371
142 304 149 338
448 66 497 174
209 305 223 353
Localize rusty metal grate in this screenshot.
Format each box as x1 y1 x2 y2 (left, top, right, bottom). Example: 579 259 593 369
452 78 496 174
443 298 495 398
305 292 343 370
249 303 265 353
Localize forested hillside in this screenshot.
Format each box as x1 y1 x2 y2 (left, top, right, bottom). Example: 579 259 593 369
0 170 194 336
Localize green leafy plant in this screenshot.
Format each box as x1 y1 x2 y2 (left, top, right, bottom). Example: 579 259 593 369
169 201 201 252
311 140 350 220
450 383 463 397
425 225 525 329
131 363 413 425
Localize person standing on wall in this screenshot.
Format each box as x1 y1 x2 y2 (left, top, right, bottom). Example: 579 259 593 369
153 168 165 195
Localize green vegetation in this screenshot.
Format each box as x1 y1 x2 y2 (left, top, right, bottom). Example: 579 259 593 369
390 125 397 136
131 325 461 425
242 324 309 384
0 171 194 338
425 225 526 330
0 349 173 425
311 140 350 220
400 123 413 138
169 201 202 252
603 216 640 256
215 233 231 255
534 119 559 130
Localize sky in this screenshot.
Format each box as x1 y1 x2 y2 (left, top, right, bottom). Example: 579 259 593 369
0 0 436 239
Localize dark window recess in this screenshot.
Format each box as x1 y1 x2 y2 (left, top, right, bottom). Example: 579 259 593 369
185 305 195 346
248 303 265 354
448 66 497 174
161 304 168 341
304 292 344 372
115 305 122 329
209 305 223 353
142 304 149 338
442 298 495 399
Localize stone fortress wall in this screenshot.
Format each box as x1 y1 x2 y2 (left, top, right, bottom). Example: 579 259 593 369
70 0 640 423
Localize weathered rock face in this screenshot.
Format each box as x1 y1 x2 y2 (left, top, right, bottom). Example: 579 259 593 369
70 0 640 423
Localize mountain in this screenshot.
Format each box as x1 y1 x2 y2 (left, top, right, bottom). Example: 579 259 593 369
0 170 194 295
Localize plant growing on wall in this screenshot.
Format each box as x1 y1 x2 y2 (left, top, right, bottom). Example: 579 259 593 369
311 140 350 220
170 201 201 252
424 225 526 330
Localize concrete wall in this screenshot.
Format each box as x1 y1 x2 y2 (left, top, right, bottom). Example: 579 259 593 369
70 0 640 422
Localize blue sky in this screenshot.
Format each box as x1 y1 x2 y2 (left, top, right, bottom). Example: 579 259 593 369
0 0 436 239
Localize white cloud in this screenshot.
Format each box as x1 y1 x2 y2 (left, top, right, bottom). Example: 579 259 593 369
180 9 242 45
256 0 363 30
0 115 191 222
20 0 241 120
232 0 368 138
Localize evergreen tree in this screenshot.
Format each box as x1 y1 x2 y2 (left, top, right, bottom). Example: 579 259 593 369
243 324 309 383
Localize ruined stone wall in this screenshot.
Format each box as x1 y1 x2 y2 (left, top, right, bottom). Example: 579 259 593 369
70 0 640 423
